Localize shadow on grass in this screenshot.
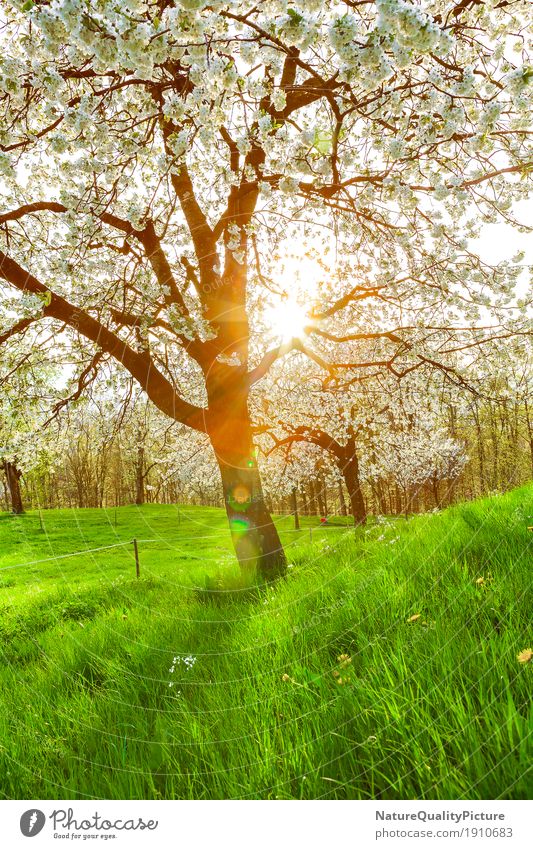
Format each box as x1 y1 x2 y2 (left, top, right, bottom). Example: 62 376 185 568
197 570 274 606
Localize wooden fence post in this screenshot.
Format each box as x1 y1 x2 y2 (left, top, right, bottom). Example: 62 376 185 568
133 538 140 578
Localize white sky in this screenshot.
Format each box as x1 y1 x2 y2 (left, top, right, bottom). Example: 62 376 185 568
473 199 533 268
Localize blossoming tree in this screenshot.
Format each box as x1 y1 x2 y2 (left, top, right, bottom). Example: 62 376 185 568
0 334 57 513
259 352 468 523
0 0 531 576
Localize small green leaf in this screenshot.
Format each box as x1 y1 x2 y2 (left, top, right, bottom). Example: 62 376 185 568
313 129 332 155
287 8 303 24
22 0 34 11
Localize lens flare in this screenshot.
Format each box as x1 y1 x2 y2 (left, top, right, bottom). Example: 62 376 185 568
233 484 250 504
230 516 251 535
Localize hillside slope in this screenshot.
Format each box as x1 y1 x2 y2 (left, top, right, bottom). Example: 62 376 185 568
0 487 531 799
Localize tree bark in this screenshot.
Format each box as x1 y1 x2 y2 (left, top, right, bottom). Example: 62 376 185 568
524 398 533 478
308 478 318 515
291 486 300 530
135 444 145 506
3 461 24 514
473 401 486 494
321 475 328 516
341 452 367 526
432 473 442 509
317 480 326 517
206 365 286 581
338 480 347 516
394 484 402 516
301 486 308 516
214 447 286 581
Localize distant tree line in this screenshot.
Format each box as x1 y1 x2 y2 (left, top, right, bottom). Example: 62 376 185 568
3 388 531 520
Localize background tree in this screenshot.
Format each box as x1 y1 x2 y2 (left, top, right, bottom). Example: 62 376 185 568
260 353 468 522
5 345 531 518
0 334 57 513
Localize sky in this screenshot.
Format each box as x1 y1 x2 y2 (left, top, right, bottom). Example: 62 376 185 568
474 199 533 269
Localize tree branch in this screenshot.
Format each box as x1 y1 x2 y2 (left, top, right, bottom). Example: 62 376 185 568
0 250 207 431
0 316 38 346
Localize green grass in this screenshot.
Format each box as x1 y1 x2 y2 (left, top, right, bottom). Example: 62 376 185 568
0 488 531 799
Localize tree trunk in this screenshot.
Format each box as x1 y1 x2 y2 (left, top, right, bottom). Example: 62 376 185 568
394 484 402 516
525 398 533 479
432 473 441 509
403 486 410 519
291 486 300 530
489 402 499 490
301 486 308 516
338 480 347 516
341 452 366 526
135 445 145 506
473 402 486 494
3 461 24 514
321 476 329 517
308 479 318 515
317 480 326 517
214 445 286 580
206 367 286 581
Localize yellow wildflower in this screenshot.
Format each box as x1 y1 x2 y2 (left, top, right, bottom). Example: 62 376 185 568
407 613 422 623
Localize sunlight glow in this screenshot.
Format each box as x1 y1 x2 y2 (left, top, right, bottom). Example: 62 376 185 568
265 296 309 342
262 250 326 341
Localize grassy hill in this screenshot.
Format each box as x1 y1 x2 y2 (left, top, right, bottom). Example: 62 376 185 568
0 488 531 799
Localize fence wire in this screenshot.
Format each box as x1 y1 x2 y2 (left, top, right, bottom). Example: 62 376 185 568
0 520 354 574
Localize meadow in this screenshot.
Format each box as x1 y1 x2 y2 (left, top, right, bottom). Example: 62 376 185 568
0 487 531 800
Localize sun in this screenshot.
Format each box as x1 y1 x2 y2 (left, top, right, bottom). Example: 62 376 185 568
262 249 325 341
264 295 309 342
